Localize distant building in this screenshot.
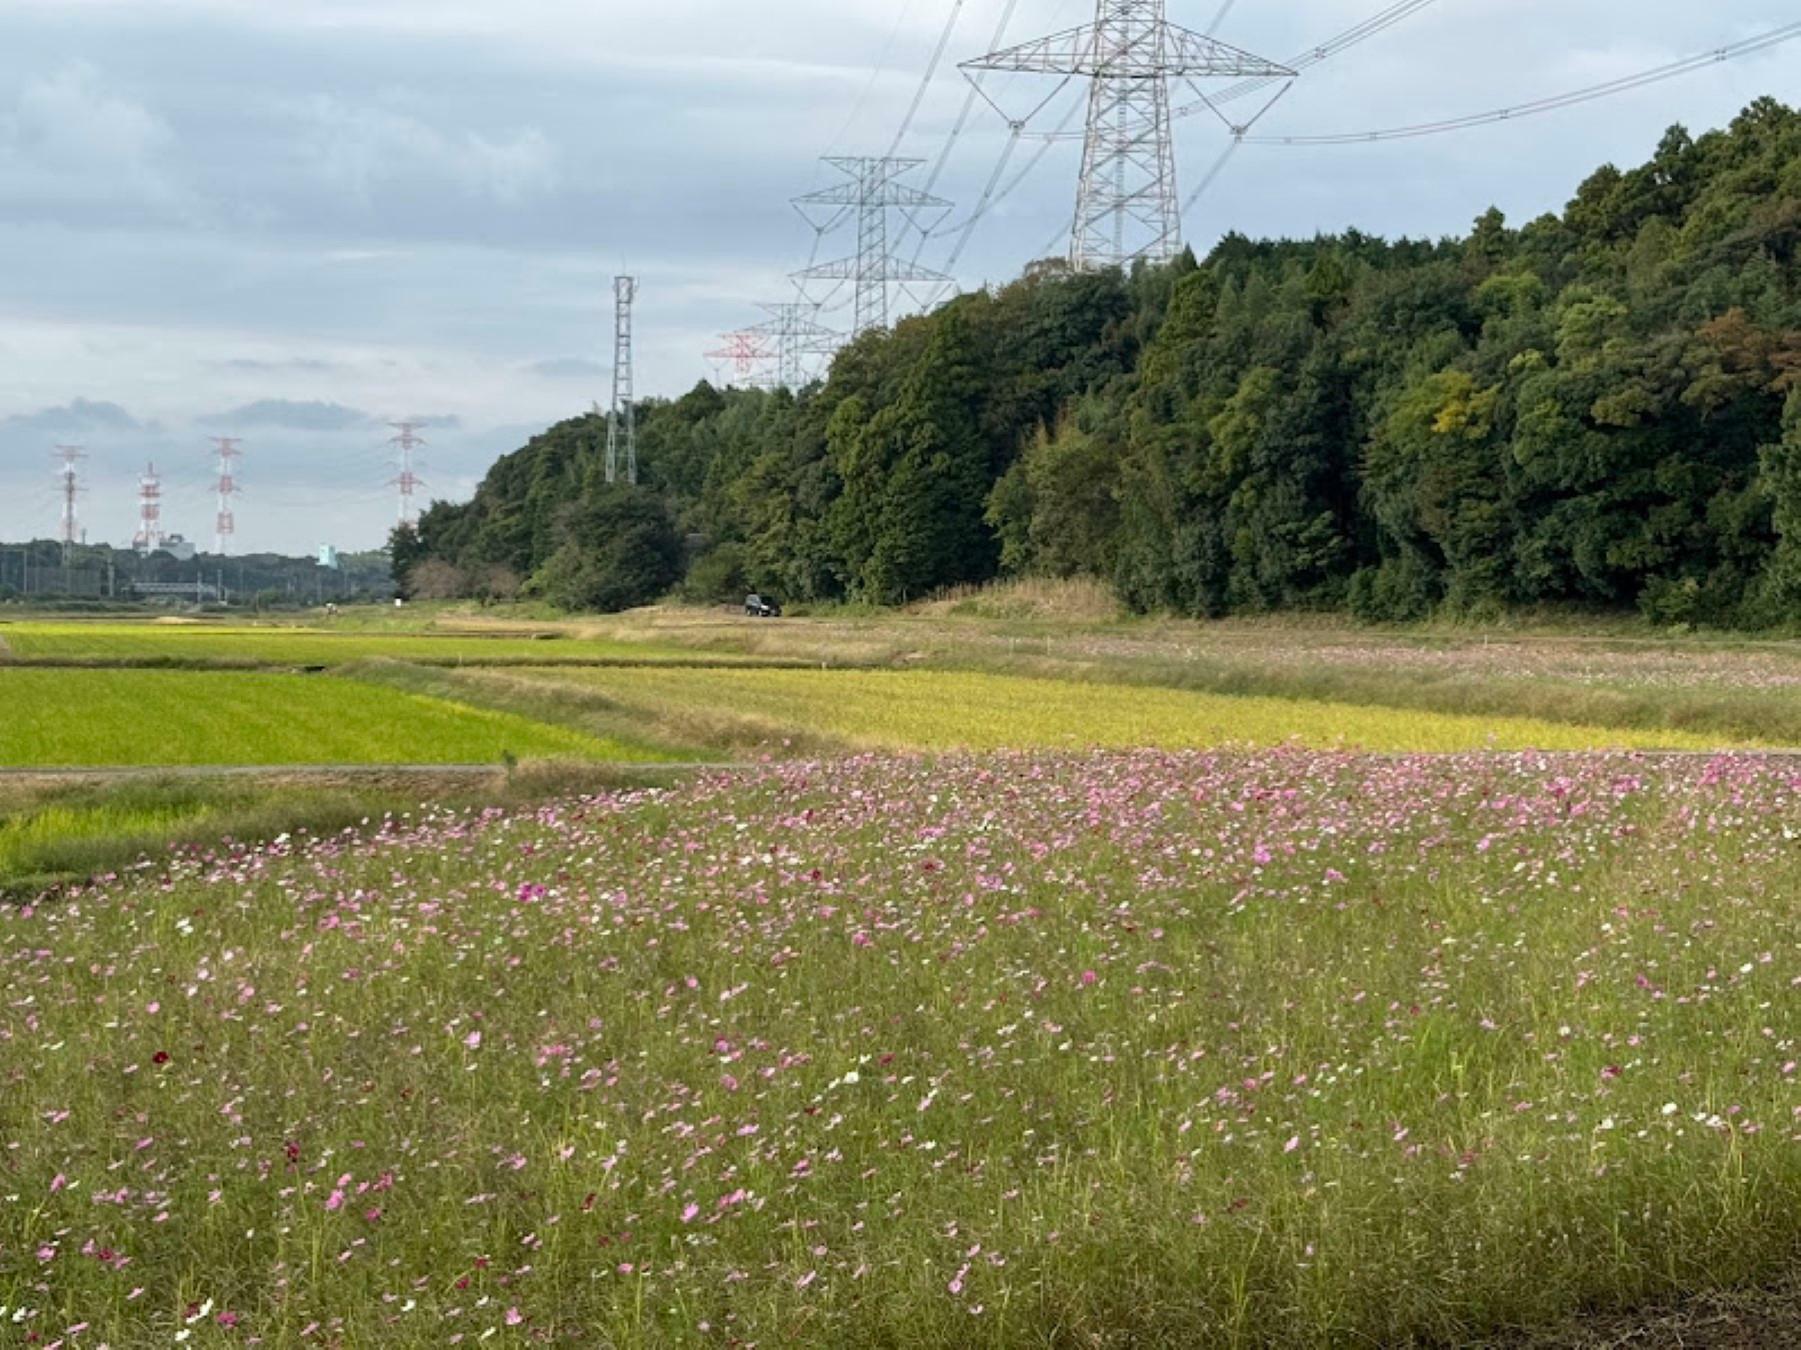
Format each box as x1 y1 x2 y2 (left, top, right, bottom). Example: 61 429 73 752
318 544 341 570
161 535 198 562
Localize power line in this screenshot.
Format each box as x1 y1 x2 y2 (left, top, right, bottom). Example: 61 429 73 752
887 0 971 158
1243 21 1801 146
1174 0 1441 123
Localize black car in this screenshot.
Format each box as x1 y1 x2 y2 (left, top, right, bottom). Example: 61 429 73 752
744 594 782 619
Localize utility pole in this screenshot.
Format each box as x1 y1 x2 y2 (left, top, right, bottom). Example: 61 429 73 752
754 301 843 388
388 422 426 527
210 436 244 556
133 462 165 554
54 445 85 565
963 1 1292 270
606 276 638 486
793 158 953 336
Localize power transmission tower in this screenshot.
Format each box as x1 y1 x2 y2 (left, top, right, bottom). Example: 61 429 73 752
389 422 427 527
754 301 843 388
210 436 244 556
606 276 638 486
133 462 164 554
793 158 953 335
964 2 1293 270
706 329 779 389
54 445 85 561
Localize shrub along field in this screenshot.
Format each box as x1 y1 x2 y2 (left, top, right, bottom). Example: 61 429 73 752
1 751 1794 1345
0 669 651 767
493 665 1750 754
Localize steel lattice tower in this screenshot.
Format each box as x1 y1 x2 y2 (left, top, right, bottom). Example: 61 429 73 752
706 329 779 389
755 302 842 389
964 1 1292 270
388 422 427 527
606 276 638 486
54 445 86 557
794 158 952 335
134 462 164 554
210 436 244 555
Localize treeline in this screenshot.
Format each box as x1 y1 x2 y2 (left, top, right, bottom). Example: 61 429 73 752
398 99 1801 626
0 539 392 608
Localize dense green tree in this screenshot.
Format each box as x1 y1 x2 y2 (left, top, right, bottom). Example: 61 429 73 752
400 99 1801 629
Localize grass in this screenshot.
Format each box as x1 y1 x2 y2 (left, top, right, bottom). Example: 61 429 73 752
0 669 664 767
494 665 1758 753
1 751 1793 1345
0 763 709 898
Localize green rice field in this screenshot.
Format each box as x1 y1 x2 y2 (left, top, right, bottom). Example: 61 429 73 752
0 669 653 766
0 622 768 669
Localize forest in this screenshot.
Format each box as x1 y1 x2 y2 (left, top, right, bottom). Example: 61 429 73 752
395 99 1801 627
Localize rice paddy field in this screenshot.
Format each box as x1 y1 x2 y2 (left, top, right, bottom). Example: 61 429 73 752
494 666 1752 755
0 622 769 669
1 751 1795 1346
0 669 646 767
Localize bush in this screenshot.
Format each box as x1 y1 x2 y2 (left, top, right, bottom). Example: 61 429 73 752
682 543 750 605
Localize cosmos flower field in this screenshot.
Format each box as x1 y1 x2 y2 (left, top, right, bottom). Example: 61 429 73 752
2 750 1796 1346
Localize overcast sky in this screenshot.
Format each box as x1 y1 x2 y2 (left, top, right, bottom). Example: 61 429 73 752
0 0 1792 554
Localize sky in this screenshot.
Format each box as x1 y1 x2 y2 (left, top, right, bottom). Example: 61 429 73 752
0 0 1793 554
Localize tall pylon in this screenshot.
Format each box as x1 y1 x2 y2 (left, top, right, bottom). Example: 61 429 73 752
706 329 779 389
964 2 1293 270
606 276 638 486
389 422 427 527
133 462 164 554
755 301 843 389
54 445 85 559
793 158 953 336
210 436 244 556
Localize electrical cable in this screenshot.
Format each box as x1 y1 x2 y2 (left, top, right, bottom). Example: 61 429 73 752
1243 21 1801 146
1174 0 1440 122
888 0 971 158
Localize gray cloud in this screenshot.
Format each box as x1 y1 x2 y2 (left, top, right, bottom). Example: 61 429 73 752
523 357 607 379
201 400 373 431
1 399 148 436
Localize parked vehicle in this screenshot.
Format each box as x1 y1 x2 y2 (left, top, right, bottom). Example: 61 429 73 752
744 593 782 618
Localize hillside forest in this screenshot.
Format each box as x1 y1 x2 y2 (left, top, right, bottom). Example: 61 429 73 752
394 99 1801 627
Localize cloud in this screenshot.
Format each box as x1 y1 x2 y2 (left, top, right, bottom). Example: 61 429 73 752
399 413 463 430
200 399 373 431
0 62 190 221
293 95 558 206
215 357 343 374
0 398 147 436
523 357 607 379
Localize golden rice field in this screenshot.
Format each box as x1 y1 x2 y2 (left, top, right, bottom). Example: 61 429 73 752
501 666 1752 753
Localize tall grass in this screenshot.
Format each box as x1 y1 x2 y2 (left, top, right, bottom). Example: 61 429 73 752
1 752 1793 1345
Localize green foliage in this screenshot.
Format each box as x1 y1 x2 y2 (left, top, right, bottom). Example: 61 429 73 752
528 486 682 614
406 101 1801 629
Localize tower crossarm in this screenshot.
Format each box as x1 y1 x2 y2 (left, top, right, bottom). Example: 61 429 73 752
795 257 950 285
963 21 1295 80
